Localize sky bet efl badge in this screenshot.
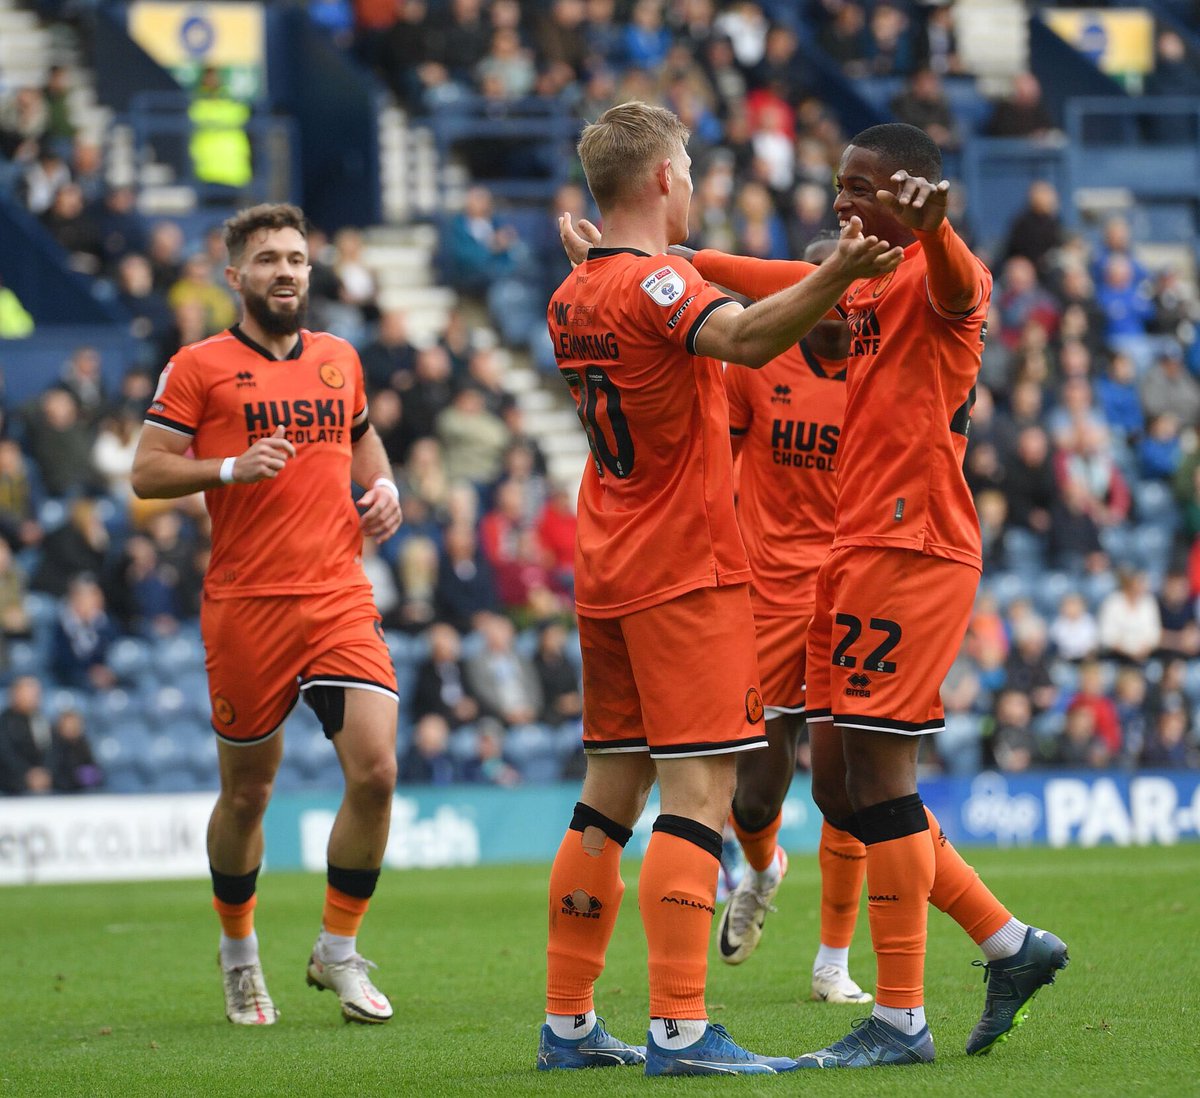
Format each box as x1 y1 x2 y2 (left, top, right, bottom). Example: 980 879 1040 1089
641 266 685 306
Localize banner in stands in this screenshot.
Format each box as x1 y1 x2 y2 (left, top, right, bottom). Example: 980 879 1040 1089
2 771 1197 885
1043 8 1154 80
128 1 265 98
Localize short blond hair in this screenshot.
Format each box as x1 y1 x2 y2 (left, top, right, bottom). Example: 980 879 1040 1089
577 101 690 209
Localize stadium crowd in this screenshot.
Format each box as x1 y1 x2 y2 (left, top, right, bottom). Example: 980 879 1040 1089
3 0 1200 796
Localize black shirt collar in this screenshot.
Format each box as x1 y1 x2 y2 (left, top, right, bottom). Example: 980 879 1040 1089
230 324 304 361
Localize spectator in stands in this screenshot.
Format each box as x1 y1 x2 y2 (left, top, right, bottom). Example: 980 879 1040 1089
361 535 402 629
0 538 31 639
359 308 418 393
91 402 142 503
1142 708 1196 768
460 716 521 785
476 26 537 99
1004 613 1059 714
19 143 70 216
1048 590 1099 662
398 712 459 785
478 477 557 615
188 66 252 196
533 0 590 79
1054 704 1111 768
48 707 103 792
395 533 439 631
167 254 237 337
436 384 511 488
915 4 961 76
983 71 1059 139
0 86 48 161
996 256 1060 350
1003 180 1065 274
115 253 176 350
60 345 107 426
1145 30 1200 139
1003 424 1056 539
1067 659 1122 756
0 439 43 553
1138 413 1184 481
1155 570 1200 660
1140 345 1200 427
1111 664 1151 763
463 346 515 423
70 138 106 206
985 688 1039 773
51 574 118 691
95 185 146 273
732 179 788 259
818 1 871 77
108 532 180 636
412 621 481 728
22 386 101 499
146 220 186 295
31 497 110 598
1055 418 1132 529
1098 568 1162 665
331 226 381 331
40 65 75 145
1052 267 1108 357
1146 656 1195 739
41 182 105 275
366 388 412 468
433 520 498 632
533 618 582 727
866 1 916 75
1093 350 1143 446
463 611 543 729
1047 476 1107 574
889 67 960 151
0 676 52 795
936 649 984 775
1096 253 1155 345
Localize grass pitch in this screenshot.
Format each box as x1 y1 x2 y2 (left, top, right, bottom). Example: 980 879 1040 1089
3 843 1196 1097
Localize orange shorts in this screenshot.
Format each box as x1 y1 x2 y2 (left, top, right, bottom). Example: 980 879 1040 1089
201 585 397 744
752 603 814 718
805 546 978 735
578 584 767 759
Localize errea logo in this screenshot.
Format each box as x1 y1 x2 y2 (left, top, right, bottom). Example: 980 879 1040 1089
641 266 686 306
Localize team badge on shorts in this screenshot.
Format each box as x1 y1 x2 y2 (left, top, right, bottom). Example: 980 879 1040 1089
318 362 345 389
745 687 764 724
213 694 236 725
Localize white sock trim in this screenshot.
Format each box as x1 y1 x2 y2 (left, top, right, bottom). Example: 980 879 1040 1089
650 1017 708 1049
316 930 356 964
546 1010 596 1039
980 917 1029 961
814 944 850 972
219 930 259 970
873 1003 926 1035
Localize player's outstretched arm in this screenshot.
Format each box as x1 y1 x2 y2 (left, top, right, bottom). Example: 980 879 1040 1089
131 424 296 499
879 172 981 316
695 217 903 368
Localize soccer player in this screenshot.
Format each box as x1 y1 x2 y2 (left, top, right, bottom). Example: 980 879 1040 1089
560 224 873 1003
131 203 402 1027
681 124 1069 1067
537 101 902 1077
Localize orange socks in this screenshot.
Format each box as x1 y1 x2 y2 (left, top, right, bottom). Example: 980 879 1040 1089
818 819 867 949
546 803 632 1016
925 807 1012 943
322 886 371 938
858 795 934 1009
213 895 256 939
640 816 723 1020
731 810 782 873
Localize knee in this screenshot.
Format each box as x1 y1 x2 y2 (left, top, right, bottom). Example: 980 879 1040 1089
810 773 853 823
222 778 273 823
732 785 778 833
345 752 397 807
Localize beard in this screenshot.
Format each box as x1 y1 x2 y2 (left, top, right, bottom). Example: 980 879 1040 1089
242 283 307 337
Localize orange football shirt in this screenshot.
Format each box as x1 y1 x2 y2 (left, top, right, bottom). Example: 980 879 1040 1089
725 341 844 615
694 240 990 570
145 326 370 598
548 247 750 617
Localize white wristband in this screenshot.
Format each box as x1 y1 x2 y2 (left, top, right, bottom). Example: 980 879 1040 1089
219 457 237 485
373 477 400 501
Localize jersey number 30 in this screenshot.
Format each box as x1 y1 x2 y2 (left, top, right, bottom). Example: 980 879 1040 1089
564 365 635 479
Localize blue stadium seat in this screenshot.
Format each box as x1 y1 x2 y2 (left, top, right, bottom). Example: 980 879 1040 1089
1001 527 1046 576
448 727 481 765
505 723 556 766
1134 523 1173 581
7 640 40 677
108 637 157 689
985 571 1032 610
186 733 219 787
290 726 334 780
94 731 150 792
154 632 206 678
1033 572 1078 619
1134 480 1180 531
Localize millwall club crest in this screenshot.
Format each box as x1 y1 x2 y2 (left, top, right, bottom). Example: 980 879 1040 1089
640 266 686 306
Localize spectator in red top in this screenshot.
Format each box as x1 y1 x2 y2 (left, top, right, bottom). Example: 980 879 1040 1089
536 479 577 595
1065 659 1122 757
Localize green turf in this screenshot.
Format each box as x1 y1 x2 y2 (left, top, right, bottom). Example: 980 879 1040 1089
2 843 1196 1096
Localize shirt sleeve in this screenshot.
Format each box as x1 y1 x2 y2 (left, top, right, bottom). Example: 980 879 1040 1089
692 251 818 301
635 255 736 356
144 349 204 437
725 362 751 436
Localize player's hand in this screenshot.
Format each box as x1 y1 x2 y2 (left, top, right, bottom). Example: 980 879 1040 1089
833 215 905 279
877 171 950 233
559 212 601 268
357 480 403 543
234 425 295 482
